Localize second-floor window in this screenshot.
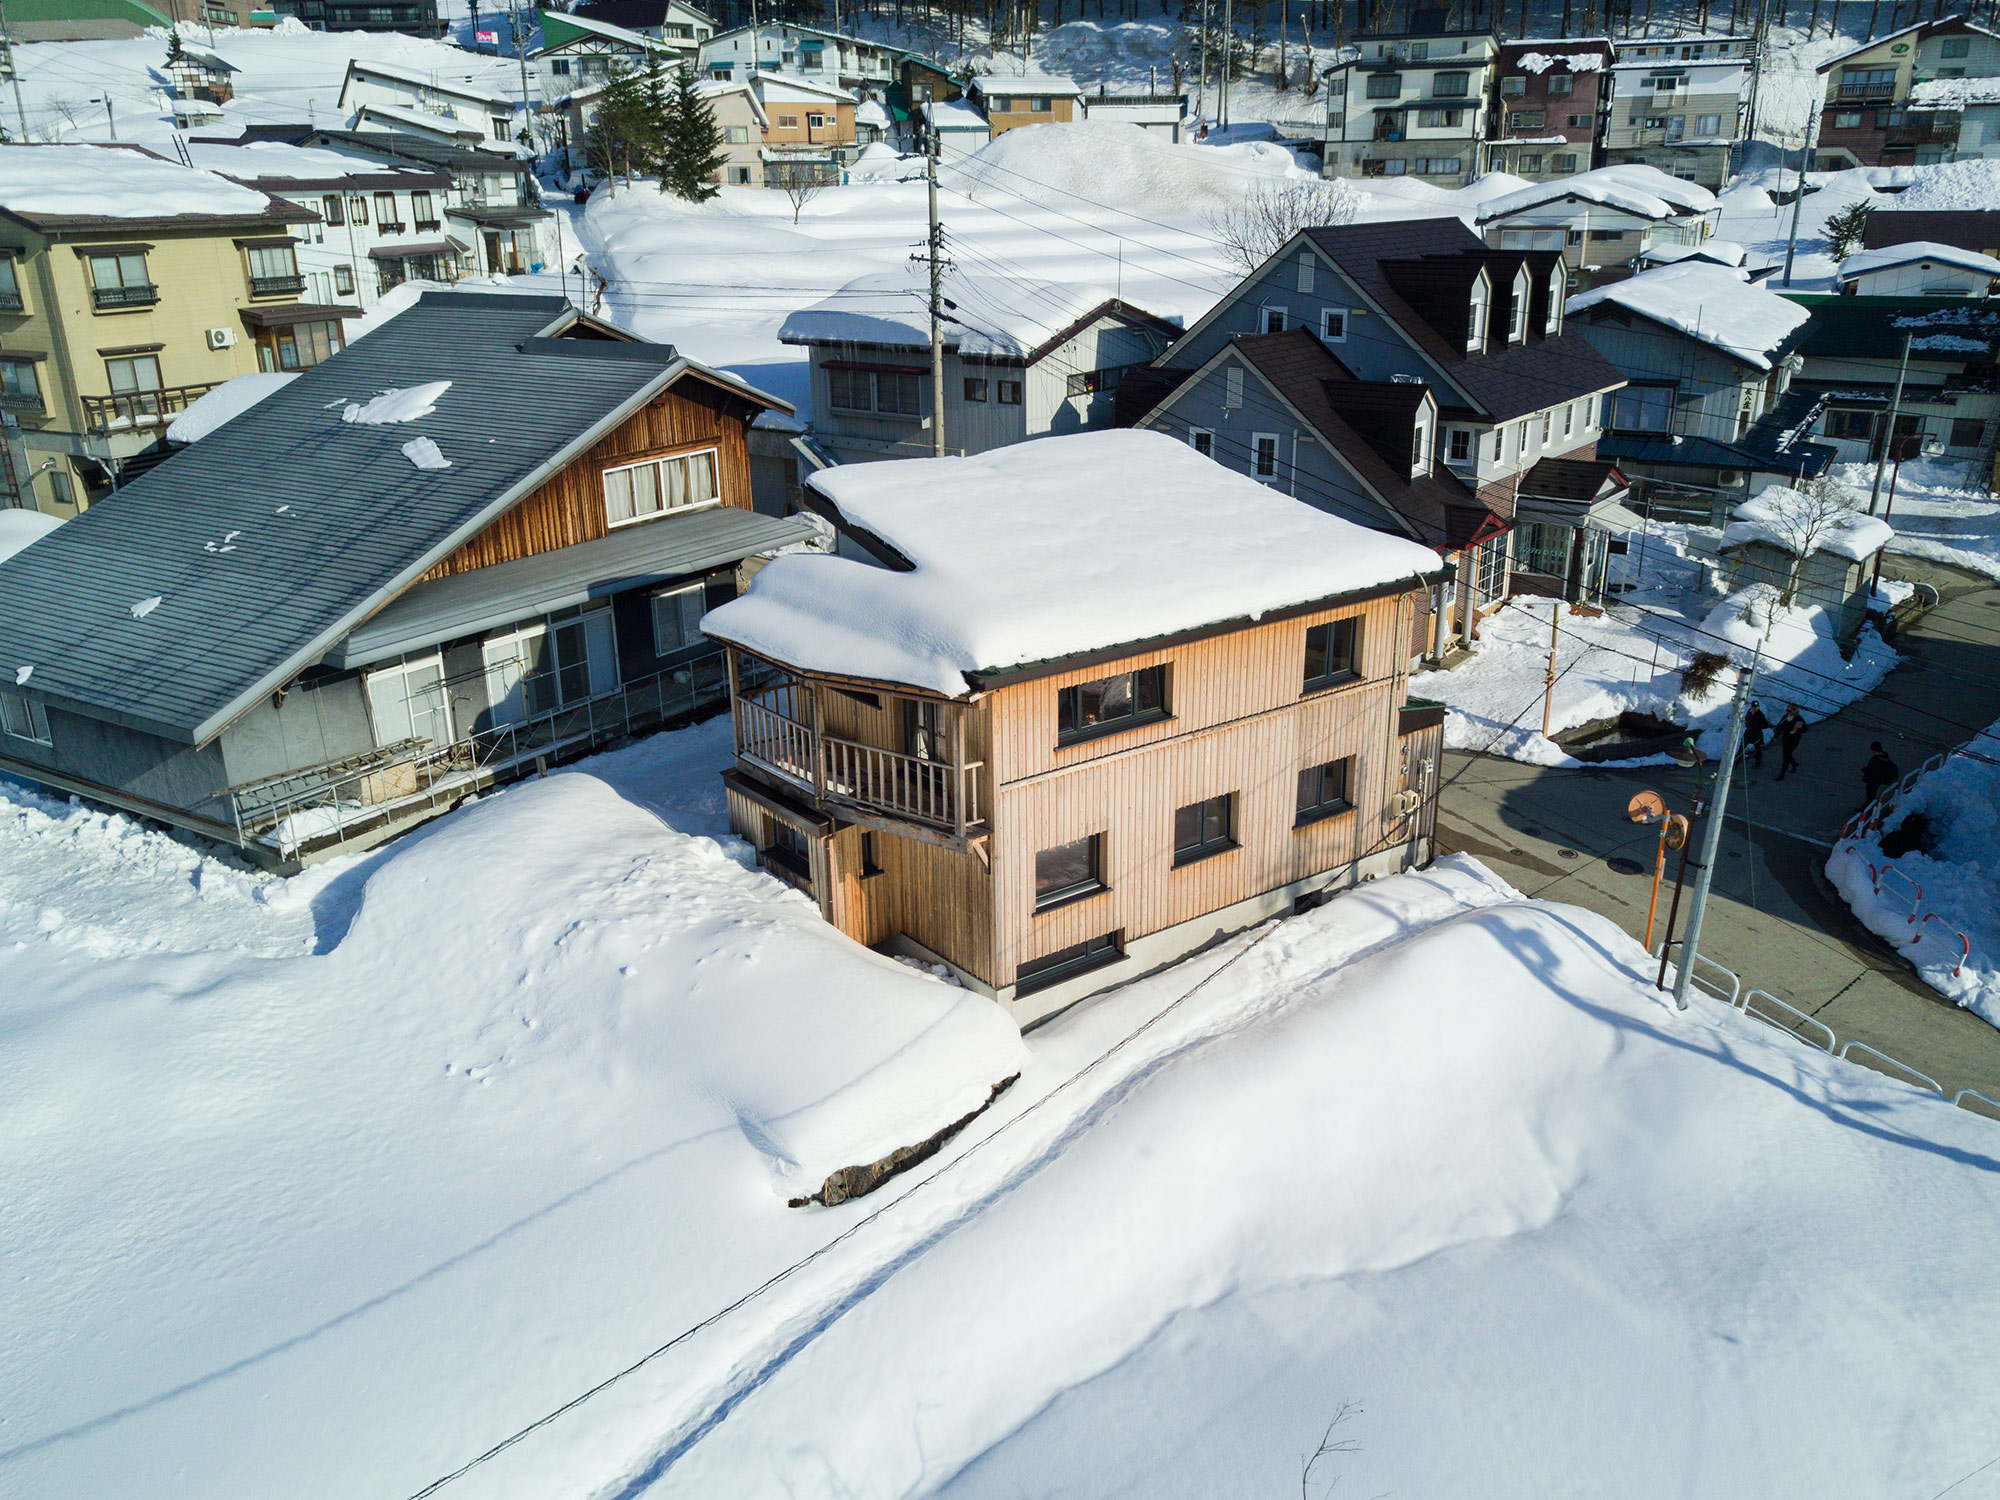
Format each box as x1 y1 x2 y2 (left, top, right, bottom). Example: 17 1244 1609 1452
726 125 750 143
247 244 300 295
1367 72 1403 98
87 251 154 309
1303 618 1358 691
964 376 988 401
334 264 355 295
1296 758 1354 826
0 356 41 407
411 190 437 227
1173 794 1235 866
1320 307 1348 341
0 257 22 311
1509 110 1545 130
1612 384 1674 432
829 364 921 416
322 194 344 225
375 192 402 228
1549 73 1574 95
1056 664 1166 744
1448 427 1471 464
1433 71 1469 97
106 353 162 396
1253 432 1280 478
603 447 719 525
347 194 370 225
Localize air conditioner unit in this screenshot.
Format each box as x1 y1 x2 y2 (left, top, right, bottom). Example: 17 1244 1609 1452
1718 469 1746 488
207 327 237 350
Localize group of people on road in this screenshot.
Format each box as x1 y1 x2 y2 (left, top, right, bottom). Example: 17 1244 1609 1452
1740 700 1902 808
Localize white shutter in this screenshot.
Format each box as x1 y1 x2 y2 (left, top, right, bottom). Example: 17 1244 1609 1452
1225 366 1243 410
1298 251 1315 293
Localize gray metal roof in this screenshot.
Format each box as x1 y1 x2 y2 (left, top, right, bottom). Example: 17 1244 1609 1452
0 292 790 745
327 505 821 668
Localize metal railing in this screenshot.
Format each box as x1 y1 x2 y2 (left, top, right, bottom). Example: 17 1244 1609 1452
1836 82 1897 100
91 282 158 310
81 380 220 433
249 274 306 297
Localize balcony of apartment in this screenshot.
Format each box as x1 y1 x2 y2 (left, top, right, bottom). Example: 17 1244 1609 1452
1835 80 1898 102
730 664 986 848
248 273 307 298
82 381 220 434
90 283 159 311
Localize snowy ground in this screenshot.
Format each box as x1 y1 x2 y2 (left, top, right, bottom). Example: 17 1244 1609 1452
1843 456 2000 582
6 714 2000 1497
1419 521 1899 764
1827 714 2000 1024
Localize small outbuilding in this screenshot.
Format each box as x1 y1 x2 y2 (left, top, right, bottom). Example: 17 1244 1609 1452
1717 484 1894 640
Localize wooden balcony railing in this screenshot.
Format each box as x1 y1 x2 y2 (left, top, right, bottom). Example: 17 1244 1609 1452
82 380 220 433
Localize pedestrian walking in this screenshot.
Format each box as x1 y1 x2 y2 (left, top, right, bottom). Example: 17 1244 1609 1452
1861 741 1901 805
1743 701 1771 769
1774 706 1806 781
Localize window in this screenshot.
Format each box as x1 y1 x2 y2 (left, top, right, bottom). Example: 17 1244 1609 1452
347 195 369 224
1296 758 1352 826
1565 118 1589 133
1448 427 1471 464
1416 157 1462 175
1034 833 1104 910
1663 115 1686 142
1065 365 1127 397
1514 519 1573 579
1056 664 1166 744
1303 617 1358 691
1549 74 1574 95
1491 429 1504 461
105 353 161 396
1541 412 1552 444
1433 71 1469 97
807 112 827 129
1366 72 1403 98
482 608 616 723
1320 307 1348 342
1516 420 1530 456
1466 289 1487 350
997 379 1022 405
1563 402 1575 438
321 193 344 225
1695 113 1722 136
1833 110 1863 129
1261 305 1287 333
1252 432 1279 479
1030 95 1053 111
1418 108 1463 128
602 448 720 526
1224 366 1243 409
246 243 301 295
777 113 799 128
1015 932 1122 994
1826 407 1877 440
1411 418 1430 474
1509 288 1527 342
964 376 988 402
729 166 753 184
0 356 39 407
550 57 570 75
1409 41 1428 58
0 688 50 745
255 318 343 372
1501 75 1527 95
762 818 812 880
1950 417 1985 449
1188 427 1214 457
726 124 750 144
411 189 437 227
1589 228 1626 241
1547 267 1564 332
1611 384 1675 432
1173 794 1235 866
1519 154 1543 173
1298 251 1315 293
86 251 154 309
859 831 883 877
1942 35 1971 57
0 257 21 312
650 582 707 656
988 95 1011 112
374 191 402 228
828 364 922 417
334 264 355 295
1509 111 1545 130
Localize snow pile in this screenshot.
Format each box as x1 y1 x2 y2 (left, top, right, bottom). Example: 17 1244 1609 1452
0 142 273 219
129 596 161 620
704 430 1442 695
1837 238 2000 282
1477 164 1718 224
1844 456 2000 581
1567 262 1808 368
187 138 436 184
166 371 300 444
400 435 451 470
1827 716 2000 1020
1694 583 1898 716
844 141 913 182
854 98 893 129
342 380 452 425
0 506 59 565
1724 484 1895 561
780 266 1175 358
1908 74 2000 109
1889 158 2000 212
944 120 1307 215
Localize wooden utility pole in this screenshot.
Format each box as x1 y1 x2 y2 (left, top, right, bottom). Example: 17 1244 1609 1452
925 93 946 457
1541 599 1560 739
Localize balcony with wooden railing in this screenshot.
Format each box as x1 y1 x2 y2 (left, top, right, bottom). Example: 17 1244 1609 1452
82 380 220 434
729 665 985 846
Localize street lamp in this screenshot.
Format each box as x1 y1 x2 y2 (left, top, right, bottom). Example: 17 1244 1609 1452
1872 429 1946 593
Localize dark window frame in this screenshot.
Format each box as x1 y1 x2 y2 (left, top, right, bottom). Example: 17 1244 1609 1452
1296 757 1355 827
963 375 988 401
1034 832 1107 912
1055 663 1168 746
1173 793 1236 867
762 817 813 880
1303 617 1360 693
1015 932 1123 995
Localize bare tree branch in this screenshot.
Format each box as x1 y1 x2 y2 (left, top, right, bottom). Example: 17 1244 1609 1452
1206 177 1361 278
1301 1399 1363 1499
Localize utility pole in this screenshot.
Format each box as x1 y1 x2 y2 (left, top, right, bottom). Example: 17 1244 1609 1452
510 0 534 153
924 91 946 458
1221 0 1234 129
1671 669 1755 1012
0 0 28 143
1867 332 1913 515
1780 119 1809 284
1200 0 1211 108
1541 598 1560 739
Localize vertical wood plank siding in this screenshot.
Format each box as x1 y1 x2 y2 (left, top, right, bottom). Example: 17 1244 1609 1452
419 381 757 580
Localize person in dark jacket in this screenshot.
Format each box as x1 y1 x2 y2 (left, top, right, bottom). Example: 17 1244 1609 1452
1774 706 1807 781
1862 742 1901 804
1743 701 1771 769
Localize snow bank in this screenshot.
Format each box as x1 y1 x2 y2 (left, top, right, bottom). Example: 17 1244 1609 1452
342 380 452 424
1826 716 2000 1019
1725 484 1894 561
705 430 1442 695
166 371 299 444
1477 163 1717 224
943 119 1307 215
0 141 273 219
1845 456 2000 581
1837 238 2000 281
780 266 1175 358
0 506 59 565
1566 262 1807 368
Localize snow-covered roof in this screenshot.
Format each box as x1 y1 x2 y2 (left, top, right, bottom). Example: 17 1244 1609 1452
779 268 1176 359
752 74 855 104
186 139 445 185
165 372 300 445
0 143 277 224
1475 164 1718 224
1837 239 2000 281
1723 485 1894 561
345 58 515 108
923 98 988 129
1513 51 1606 73
538 9 669 50
0 507 59 567
854 97 892 127
973 71 1082 96
354 102 490 140
1566 262 1809 370
701 430 1444 696
1909 74 2000 108
1885 157 2000 211
1639 237 1748 267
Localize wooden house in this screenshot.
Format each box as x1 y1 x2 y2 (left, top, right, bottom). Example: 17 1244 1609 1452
0 293 822 866
701 430 1448 1026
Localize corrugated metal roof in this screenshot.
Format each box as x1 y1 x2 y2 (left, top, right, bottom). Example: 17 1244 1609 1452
0 292 789 746
328 506 821 668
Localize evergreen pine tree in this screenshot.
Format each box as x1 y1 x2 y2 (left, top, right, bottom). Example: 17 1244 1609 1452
166 28 185 71
661 64 727 202
642 51 673 187
584 60 650 186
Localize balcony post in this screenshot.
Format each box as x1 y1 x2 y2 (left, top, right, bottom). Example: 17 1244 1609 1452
952 702 966 841
808 681 826 799
726 648 742 755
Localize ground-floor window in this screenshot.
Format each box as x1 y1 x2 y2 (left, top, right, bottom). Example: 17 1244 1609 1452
364 652 454 748
1513 520 1573 580
762 816 813 880
651 582 708 657
1016 932 1122 995
0 687 51 745
1035 832 1105 910
481 606 618 726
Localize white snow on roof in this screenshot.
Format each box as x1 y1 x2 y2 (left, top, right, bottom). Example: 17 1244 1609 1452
343 381 451 425
1724 485 1894 562
348 57 514 107
1876 157 2000 211
975 72 1082 95
166 372 300 444
354 101 487 138
780 267 1174 358
546 9 671 49
1514 51 1605 73
702 430 1442 696
854 97 892 127
1566 262 1807 369
0 143 273 220
401 435 452 470
1640 237 1748 267
1476 164 1718 224
1909 74 2000 108
753 75 856 104
185 138 438 184
0 507 59 567
1837 239 2000 280
923 97 988 129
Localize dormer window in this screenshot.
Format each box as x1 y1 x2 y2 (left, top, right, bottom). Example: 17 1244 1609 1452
1467 283 1488 351
1411 415 1432 477
1546 266 1566 334
1508 266 1531 343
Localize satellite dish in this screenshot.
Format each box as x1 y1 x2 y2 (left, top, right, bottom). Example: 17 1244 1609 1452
1627 790 1668 824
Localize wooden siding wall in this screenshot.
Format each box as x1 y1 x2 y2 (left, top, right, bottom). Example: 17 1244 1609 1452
981 591 1414 987
420 379 757 580
825 822 995 981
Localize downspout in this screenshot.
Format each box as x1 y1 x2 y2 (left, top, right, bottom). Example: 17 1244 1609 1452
35 238 87 501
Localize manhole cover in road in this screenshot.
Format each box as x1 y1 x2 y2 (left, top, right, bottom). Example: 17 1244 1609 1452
1557 848 1579 860
1606 856 1647 875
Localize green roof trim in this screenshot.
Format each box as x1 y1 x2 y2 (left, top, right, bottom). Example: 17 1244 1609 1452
7 0 172 22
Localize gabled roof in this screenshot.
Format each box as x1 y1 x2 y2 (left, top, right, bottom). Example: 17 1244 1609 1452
339 58 516 109
1837 239 2000 281
353 102 491 142
1814 14 2000 71
537 9 679 54
702 20 899 50
970 72 1082 96
1475 164 1718 224
0 294 790 746
1298 218 1626 421
1568 262 1810 370
0 142 313 234
780 270 1179 361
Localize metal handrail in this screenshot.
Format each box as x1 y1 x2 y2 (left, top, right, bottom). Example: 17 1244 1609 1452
90 283 159 309
1838 1041 1943 1097
1741 988 1835 1053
